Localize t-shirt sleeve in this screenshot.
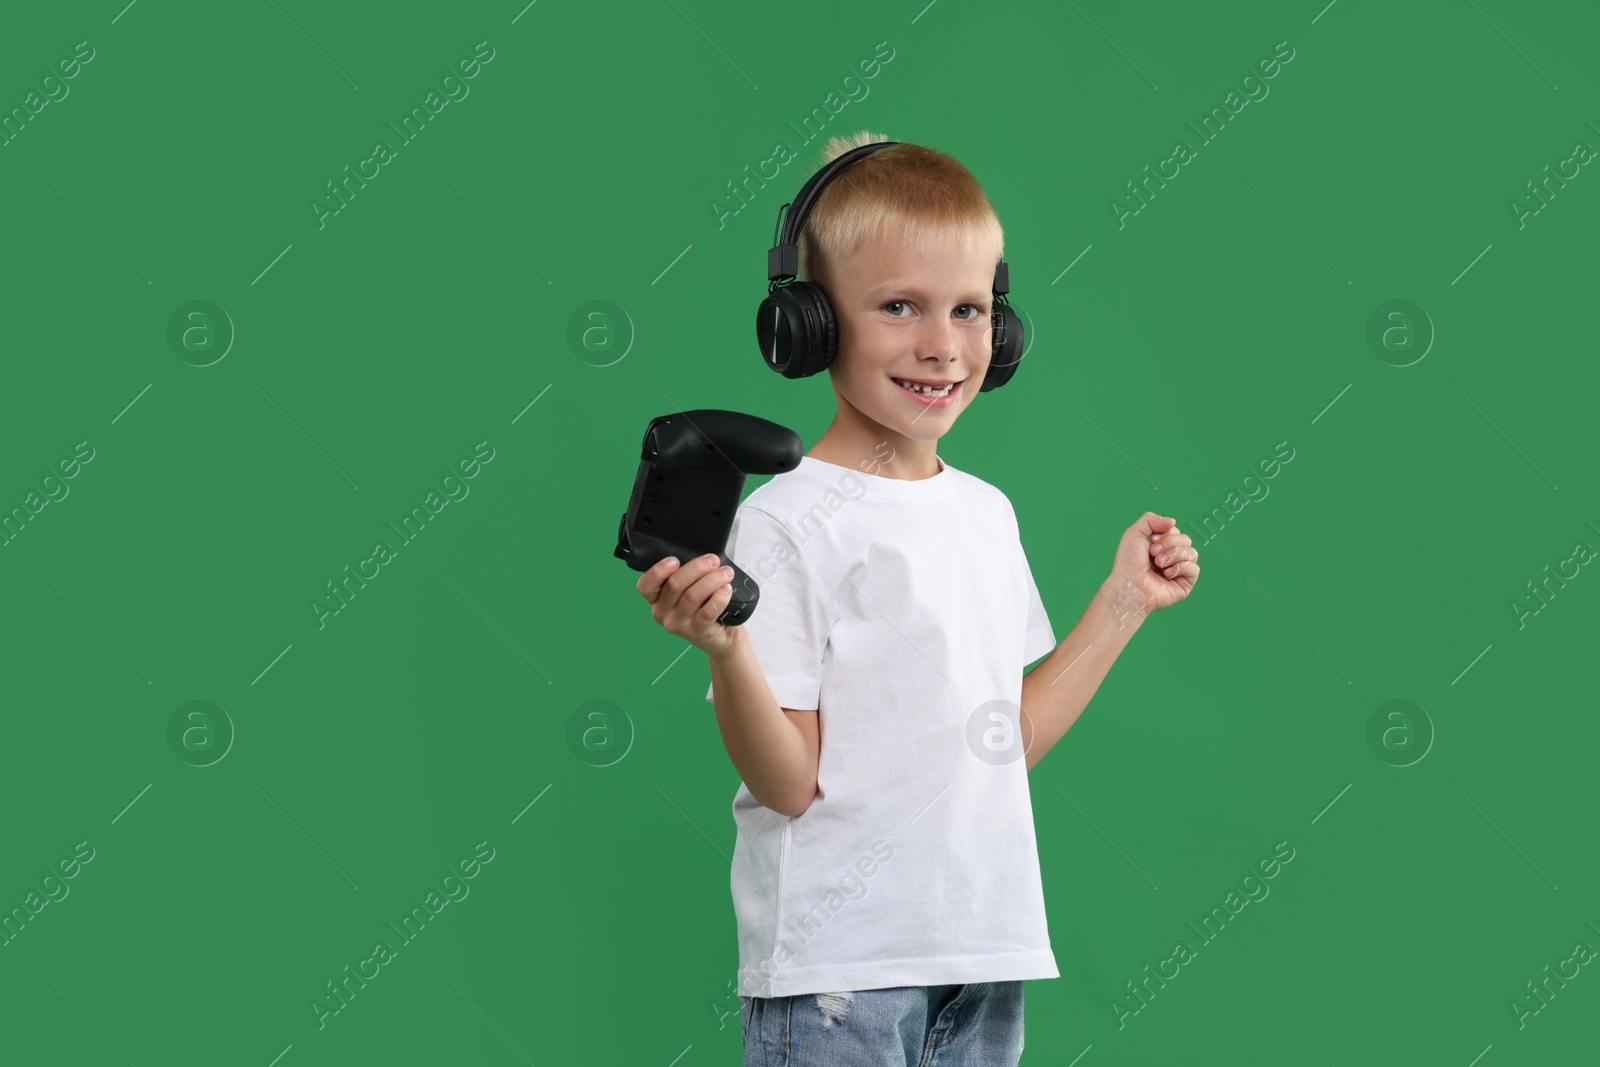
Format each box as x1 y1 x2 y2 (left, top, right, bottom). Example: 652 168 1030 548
705 504 834 710
1021 538 1056 667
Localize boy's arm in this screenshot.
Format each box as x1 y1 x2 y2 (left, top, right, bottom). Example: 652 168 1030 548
707 625 821 817
1019 575 1149 773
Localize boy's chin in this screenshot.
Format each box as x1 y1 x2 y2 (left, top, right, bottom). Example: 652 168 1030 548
837 387 960 437
876 413 952 441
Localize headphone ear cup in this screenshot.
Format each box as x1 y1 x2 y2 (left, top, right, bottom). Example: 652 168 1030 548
980 302 1025 392
756 282 838 379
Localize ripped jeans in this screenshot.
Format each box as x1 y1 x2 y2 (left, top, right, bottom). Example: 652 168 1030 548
740 982 1024 1066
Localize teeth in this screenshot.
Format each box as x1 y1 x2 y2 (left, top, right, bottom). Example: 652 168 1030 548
894 378 953 397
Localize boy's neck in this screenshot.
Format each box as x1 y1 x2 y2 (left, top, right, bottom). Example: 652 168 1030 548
808 429 942 481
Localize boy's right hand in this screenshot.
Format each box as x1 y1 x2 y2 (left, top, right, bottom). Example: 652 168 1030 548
637 553 740 659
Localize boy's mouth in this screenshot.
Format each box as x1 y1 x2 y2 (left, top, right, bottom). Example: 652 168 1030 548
890 375 962 401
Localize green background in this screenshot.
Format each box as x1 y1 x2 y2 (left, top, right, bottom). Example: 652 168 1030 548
2 0 1597 1063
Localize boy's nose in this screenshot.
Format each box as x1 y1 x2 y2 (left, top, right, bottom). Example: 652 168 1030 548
917 319 960 358
918 320 980 365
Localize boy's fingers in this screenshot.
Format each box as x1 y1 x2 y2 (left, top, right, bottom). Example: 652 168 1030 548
647 554 724 606
638 556 682 600
1136 512 1179 540
700 583 734 619
663 567 731 626
680 566 732 611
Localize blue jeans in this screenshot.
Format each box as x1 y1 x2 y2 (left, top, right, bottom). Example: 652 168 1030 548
740 982 1025 1066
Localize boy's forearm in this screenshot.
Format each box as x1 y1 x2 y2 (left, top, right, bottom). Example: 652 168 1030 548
707 627 818 817
1020 575 1149 773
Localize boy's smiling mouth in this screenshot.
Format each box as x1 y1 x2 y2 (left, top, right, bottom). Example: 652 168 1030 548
890 375 963 404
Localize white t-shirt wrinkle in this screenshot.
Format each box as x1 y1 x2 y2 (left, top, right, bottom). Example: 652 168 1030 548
705 454 1059 998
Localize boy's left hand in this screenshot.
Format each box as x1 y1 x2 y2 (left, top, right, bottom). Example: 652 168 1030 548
1108 513 1200 615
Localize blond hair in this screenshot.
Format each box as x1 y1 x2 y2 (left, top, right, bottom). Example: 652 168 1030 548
795 131 1005 302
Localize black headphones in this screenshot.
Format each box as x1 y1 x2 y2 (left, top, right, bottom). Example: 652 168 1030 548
756 140 1025 392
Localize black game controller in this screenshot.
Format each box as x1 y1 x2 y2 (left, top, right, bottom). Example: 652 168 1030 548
615 410 803 626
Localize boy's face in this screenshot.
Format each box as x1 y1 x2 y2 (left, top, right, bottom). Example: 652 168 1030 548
825 226 995 447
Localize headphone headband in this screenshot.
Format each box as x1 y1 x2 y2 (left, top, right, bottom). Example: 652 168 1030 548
768 141 901 284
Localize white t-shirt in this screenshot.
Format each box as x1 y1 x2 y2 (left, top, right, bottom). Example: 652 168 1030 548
704 453 1060 998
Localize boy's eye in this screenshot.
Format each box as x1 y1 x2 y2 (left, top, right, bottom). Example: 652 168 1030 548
882 301 988 320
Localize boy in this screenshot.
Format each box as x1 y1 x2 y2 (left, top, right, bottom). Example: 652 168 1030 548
635 132 1200 1065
